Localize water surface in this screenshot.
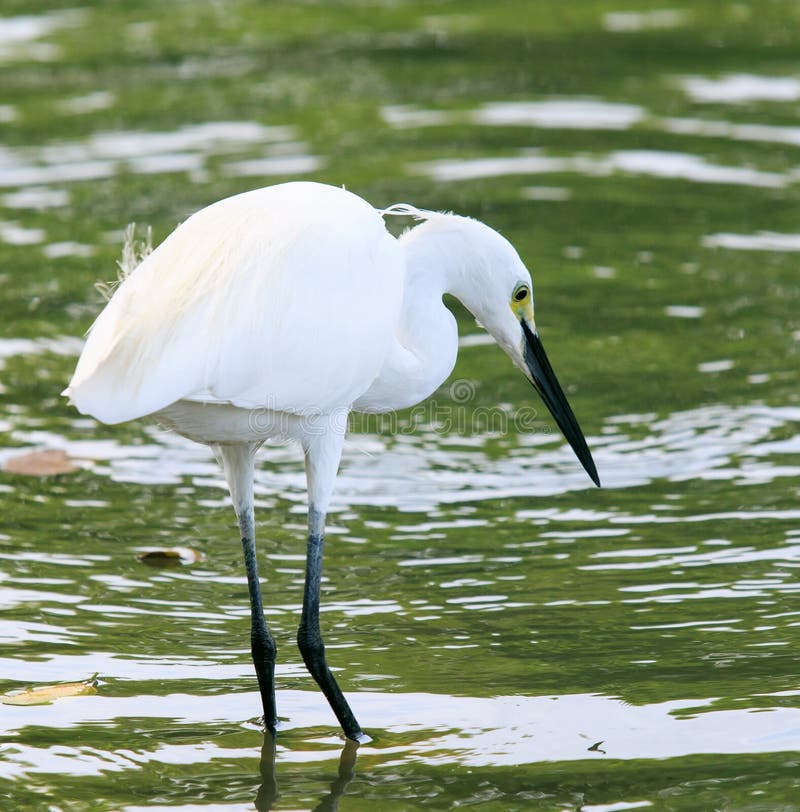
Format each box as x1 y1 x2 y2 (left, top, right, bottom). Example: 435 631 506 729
2 1 800 809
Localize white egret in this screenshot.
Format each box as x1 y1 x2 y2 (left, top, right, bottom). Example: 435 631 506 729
64 181 599 742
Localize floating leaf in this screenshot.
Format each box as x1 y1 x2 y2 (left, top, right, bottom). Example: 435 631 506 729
4 449 79 476
2 676 98 706
137 546 205 565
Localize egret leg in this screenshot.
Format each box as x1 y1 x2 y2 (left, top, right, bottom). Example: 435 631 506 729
220 443 278 731
297 429 364 741
241 506 278 731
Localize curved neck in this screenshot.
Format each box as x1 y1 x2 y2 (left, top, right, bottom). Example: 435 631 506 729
401 222 469 300
353 226 465 413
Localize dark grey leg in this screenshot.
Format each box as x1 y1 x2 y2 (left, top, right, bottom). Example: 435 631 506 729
219 443 278 732
297 510 364 741
241 505 278 732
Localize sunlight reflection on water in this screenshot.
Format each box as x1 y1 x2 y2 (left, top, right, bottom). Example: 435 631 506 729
414 149 790 187
2 690 800 776
0 122 318 190
680 73 800 104
0 10 83 63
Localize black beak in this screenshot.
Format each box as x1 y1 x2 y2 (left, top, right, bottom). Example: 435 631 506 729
521 320 600 487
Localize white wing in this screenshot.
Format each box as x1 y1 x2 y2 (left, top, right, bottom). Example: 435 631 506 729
65 182 404 424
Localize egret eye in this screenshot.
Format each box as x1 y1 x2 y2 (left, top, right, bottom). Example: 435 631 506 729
513 285 529 302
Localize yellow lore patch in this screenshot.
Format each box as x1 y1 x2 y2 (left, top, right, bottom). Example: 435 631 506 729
510 284 534 322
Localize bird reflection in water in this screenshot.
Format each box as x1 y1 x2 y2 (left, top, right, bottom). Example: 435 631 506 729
255 733 360 812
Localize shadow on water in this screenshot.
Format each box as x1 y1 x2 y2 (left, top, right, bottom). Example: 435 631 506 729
256 733 359 812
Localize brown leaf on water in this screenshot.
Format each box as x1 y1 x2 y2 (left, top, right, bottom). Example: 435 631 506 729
2 676 98 706
4 449 79 476
137 546 206 565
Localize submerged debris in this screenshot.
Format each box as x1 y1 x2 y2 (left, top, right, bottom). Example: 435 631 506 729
2 675 98 706
137 546 205 565
4 448 79 476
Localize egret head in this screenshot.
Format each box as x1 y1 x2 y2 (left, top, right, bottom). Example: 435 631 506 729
430 214 600 487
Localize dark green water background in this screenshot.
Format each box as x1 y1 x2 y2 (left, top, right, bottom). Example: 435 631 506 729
2 1 800 809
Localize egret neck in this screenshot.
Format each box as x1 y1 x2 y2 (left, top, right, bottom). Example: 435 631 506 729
353 223 465 413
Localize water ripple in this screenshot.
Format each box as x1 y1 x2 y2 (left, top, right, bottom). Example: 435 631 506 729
413 149 788 187
680 73 800 104
2 403 796 511
2 691 799 773
0 122 317 190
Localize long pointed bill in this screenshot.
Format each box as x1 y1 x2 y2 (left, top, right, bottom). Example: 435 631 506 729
521 320 600 487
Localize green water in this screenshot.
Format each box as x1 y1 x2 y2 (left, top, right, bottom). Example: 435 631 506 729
2 1 800 809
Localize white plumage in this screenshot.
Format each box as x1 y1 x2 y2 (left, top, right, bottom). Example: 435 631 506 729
64 181 598 742
67 183 403 422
